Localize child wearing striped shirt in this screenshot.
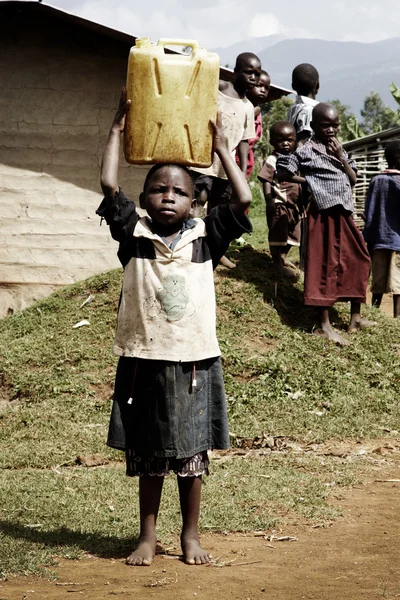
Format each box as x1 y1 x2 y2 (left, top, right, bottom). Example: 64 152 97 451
277 102 374 346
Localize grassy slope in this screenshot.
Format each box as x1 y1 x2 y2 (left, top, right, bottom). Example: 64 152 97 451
1 185 399 577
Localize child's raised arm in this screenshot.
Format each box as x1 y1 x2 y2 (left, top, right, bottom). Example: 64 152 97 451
211 114 252 214
100 88 131 200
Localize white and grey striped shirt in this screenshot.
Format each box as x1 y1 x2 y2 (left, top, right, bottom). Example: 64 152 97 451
276 138 356 212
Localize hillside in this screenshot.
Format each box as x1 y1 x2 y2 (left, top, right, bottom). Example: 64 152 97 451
1 192 400 578
211 36 400 114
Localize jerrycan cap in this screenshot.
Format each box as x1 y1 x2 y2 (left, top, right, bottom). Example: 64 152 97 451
135 37 152 48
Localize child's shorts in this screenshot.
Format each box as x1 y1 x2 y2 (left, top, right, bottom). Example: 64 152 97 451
126 450 209 478
192 173 232 210
267 202 301 247
371 249 400 294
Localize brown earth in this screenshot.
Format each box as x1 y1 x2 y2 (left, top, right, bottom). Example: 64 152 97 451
2 451 400 600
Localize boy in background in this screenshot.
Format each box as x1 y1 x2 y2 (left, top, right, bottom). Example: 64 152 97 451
258 121 302 275
191 52 261 268
287 63 320 147
363 140 400 318
236 69 271 179
277 103 373 346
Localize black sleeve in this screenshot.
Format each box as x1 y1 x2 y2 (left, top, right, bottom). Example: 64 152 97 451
96 188 139 245
204 204 252 269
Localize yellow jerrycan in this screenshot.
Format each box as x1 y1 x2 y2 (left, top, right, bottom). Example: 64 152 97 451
124 38 220 167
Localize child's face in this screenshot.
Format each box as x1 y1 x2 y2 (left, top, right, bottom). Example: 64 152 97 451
246 73 271 106
271 126 296 155
235 57 262 92
142 167 195 230
311 110 339 145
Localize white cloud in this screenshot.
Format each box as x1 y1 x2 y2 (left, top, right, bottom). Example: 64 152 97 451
249 13 285 38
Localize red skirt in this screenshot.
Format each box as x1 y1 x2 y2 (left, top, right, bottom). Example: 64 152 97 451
304 204 371 306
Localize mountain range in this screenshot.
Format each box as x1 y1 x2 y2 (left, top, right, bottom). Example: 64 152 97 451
211 36 400 116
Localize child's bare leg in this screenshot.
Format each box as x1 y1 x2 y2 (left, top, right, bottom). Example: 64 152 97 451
281 244 296 269
271 247 298 279
178 476 211 565
372 293 383 308
348 301 377 332
314 307 350 346
126 476 164 566
394 294 400 318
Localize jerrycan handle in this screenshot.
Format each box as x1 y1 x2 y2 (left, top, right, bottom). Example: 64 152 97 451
157 39 199 54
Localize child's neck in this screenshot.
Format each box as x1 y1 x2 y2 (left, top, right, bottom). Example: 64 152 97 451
151 220 185 242
221 80 246 99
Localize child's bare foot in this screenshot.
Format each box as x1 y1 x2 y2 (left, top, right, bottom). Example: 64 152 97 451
283 259 297 269
273 264 298 280
126 534 157 566
219 255 236 269
313 326 350 346
181 534 212 565
348 317 377 333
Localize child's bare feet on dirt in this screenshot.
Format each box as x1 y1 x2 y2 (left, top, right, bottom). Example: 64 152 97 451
313 326 350 346
348 318 377 333
181 534 212 565
219 255 236 269
126 534 157 566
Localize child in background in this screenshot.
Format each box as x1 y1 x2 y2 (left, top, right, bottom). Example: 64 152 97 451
363 140 400 318
191 52 260 268
287 63 320 146
97 89 252 567
277 103 373 346
191 52 260 207
258 121 302 275
236 69 271 179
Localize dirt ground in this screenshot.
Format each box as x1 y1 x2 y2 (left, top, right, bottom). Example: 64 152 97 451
2 449 400 600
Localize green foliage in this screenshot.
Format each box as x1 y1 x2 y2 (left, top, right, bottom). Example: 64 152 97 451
360 90 399 134
328 99 363 141
389 82 400 107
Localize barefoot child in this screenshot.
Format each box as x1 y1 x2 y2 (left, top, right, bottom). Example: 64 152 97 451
277 103 372 345
97 90 252 566
363 140 400 318
191 52 261 268
236 69 271 179
258 121 302 274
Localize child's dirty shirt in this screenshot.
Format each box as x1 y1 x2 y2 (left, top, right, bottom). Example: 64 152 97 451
192 91 255 180
96 189 252 363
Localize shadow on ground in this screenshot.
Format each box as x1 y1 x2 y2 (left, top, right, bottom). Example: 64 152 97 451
0 520 135 560
221 245 343 331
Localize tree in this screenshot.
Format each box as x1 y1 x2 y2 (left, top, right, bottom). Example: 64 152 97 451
327 99 363 142
389 82 400 108
360 91 399 135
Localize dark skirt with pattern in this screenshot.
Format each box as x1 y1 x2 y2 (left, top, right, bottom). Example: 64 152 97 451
107 356 229 477
304 203 371 306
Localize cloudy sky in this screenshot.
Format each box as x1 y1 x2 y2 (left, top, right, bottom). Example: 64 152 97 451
46 0 400 48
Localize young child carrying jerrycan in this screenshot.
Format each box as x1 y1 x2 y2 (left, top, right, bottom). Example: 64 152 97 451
97 89 252 566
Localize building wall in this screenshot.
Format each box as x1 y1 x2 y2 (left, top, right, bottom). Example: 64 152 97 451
0 8 148 317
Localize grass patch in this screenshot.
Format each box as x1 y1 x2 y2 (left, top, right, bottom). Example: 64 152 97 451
0 454 366 579
1 183 400 576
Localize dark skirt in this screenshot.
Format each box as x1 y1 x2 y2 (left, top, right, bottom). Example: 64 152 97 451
107 356 230 460
304 203 371 306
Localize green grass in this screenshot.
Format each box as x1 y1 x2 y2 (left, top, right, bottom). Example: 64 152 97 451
0 454 366 579
1 183 400 577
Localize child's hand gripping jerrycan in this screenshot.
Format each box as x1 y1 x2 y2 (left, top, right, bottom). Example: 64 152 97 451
124 38 220 167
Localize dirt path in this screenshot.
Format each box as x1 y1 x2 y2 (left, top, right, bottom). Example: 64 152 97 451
2 455 400 600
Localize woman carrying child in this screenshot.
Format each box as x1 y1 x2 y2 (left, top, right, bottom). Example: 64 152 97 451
97 89 252 566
